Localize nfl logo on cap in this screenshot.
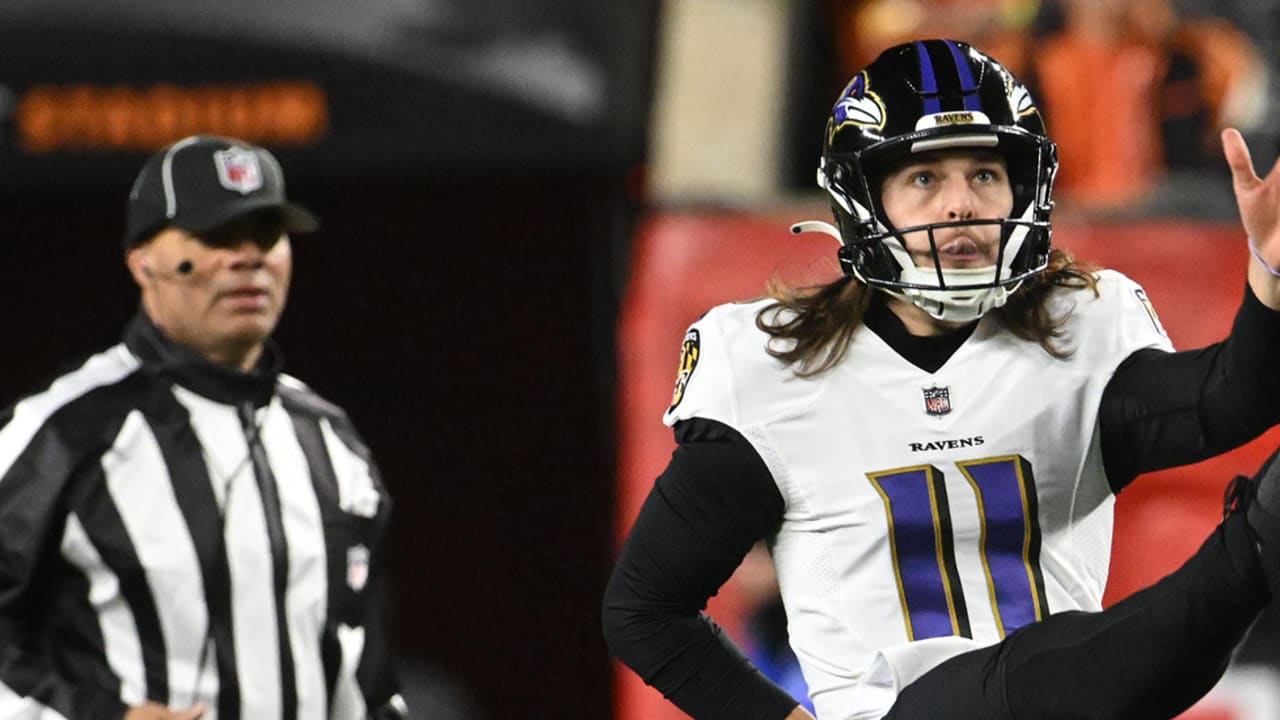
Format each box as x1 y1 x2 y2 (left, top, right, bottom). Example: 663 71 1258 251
214 147 264 195
923 386 952 417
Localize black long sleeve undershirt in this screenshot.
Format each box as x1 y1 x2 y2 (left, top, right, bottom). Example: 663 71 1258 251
602 419 797 719
1100 285 1280 490
603 285 1280 718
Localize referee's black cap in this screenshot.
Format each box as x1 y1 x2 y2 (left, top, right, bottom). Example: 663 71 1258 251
123 135 319 251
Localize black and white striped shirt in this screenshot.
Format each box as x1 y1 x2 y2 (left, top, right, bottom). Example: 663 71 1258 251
0 313 407 720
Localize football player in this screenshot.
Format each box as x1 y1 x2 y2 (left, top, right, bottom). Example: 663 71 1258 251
604 39 1280 719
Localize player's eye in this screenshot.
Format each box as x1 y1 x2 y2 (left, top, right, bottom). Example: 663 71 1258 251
909 171 935 187
973 166 1004 184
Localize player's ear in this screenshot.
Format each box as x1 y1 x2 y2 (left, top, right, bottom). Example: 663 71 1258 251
126 246 151 286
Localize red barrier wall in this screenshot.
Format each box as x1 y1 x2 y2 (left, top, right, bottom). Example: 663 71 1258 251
614 210 1279 720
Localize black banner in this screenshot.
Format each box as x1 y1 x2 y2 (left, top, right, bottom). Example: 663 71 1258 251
0 0 659 189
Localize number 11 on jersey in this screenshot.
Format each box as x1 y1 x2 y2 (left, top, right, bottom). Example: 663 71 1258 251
868 455 1049 642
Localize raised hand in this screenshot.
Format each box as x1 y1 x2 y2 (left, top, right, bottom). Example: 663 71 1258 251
1222 127 1280 310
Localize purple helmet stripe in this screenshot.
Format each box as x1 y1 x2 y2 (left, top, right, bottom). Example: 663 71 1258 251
914 41 942 115
945 40 983 112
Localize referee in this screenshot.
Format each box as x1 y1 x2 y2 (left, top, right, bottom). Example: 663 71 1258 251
0 135 408 720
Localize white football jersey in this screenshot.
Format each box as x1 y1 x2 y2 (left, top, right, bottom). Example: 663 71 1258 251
663 270 1174 720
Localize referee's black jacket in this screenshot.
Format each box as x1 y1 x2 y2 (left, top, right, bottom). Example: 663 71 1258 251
0 313 408 720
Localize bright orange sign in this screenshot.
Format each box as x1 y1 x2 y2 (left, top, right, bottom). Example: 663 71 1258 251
17 82 328 152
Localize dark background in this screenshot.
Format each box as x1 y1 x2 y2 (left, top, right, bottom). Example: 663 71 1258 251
10 3 1280 717
0 3 661 717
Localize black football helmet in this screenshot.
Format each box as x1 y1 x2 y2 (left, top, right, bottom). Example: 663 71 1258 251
794 39 1058 321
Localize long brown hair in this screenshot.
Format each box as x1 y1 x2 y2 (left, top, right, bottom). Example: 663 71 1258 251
756 248 1099 377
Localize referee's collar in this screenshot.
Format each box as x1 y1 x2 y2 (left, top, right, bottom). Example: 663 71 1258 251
123 310 282 408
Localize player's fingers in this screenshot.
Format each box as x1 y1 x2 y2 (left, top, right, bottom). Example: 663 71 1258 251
1222 128 1261 190
174 705 207 720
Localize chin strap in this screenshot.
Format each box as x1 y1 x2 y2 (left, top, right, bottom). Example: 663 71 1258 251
892 263 1019 321
889 279 1017 322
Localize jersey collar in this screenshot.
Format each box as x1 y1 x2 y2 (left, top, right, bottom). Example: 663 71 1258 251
864 297 977 373
123 310 282 408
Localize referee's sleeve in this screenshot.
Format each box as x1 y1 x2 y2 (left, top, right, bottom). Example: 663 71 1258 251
602 418 799 720
0 415 129 720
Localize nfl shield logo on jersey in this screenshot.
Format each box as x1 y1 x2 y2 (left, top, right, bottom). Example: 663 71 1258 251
346 544 370 592
922 386 952 417
214 147 264 194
